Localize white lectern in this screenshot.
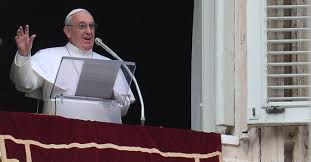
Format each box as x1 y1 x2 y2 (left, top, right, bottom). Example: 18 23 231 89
49 56 135 123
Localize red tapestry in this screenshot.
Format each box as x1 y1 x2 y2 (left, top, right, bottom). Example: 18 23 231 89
0 111 222 162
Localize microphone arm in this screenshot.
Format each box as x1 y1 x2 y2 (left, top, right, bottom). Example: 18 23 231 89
95 38 145 125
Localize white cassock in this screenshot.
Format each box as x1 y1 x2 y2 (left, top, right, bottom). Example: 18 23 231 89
10 42 135 123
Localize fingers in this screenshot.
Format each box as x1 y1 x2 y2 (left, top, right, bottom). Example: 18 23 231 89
30 34 36 41
16 26 21 38
16 25 30 38
28 34 36 46
24 25 29 36
14 25 36 56
19 26 24 37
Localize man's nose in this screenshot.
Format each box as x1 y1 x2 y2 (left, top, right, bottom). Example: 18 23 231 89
85 26 92 33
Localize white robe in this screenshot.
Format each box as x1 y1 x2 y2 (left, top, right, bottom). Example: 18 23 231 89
10 42 135 123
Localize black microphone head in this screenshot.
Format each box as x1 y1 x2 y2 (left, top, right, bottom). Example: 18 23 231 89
95 37 102 46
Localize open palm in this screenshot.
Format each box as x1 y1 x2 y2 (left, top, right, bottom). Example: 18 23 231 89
15 25 36 56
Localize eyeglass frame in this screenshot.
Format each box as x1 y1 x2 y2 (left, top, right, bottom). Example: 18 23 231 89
66 22 97 31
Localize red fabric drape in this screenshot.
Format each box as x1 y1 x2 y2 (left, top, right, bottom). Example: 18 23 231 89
0 111 221 162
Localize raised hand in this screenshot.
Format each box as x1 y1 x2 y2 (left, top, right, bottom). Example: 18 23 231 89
15 25 36 56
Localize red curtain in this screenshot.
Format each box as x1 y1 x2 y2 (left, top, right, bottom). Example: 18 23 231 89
0 111 221 162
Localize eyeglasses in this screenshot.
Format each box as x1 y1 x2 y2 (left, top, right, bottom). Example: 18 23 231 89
67 22 97 31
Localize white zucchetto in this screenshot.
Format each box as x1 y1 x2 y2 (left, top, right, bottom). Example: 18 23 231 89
65 8 88 22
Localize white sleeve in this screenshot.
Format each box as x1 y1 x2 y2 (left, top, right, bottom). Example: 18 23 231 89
113 70 136 116
113 91 131 116
114 70 136 102
121 97 131 116
10 51 44 92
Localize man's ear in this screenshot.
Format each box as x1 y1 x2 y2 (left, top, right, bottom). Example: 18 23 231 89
63 26 71 38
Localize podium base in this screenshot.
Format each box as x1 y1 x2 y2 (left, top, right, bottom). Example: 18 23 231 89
43 98 122 124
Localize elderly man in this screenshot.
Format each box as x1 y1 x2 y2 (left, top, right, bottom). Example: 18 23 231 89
10 8 135 123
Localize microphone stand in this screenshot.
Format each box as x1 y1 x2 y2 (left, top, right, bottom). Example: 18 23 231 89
95 38 145 125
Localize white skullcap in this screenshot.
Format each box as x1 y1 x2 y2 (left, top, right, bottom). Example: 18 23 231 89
65 8 88 21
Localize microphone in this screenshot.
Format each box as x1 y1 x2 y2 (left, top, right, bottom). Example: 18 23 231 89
95 38 121 61
95 37 145 125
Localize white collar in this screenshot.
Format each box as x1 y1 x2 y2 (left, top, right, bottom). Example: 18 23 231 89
65 42 93 58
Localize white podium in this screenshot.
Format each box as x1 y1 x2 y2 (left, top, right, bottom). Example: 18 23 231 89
50 56 135 123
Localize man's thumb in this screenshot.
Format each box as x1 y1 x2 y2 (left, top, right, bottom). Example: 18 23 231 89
29 34 36 47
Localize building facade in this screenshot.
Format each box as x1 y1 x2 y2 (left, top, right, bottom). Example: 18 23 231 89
191 0 310 161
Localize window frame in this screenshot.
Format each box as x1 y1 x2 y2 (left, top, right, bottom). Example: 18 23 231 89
247 0 311 126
